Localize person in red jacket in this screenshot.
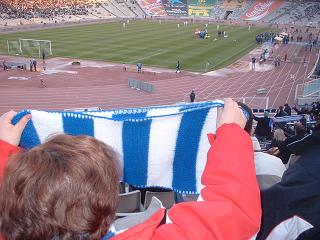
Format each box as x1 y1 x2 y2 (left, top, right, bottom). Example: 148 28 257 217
0 99 261 240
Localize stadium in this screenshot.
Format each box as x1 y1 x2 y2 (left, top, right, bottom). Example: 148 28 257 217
0 0 320 239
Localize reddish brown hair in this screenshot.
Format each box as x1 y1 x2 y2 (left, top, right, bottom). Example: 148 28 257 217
0 134 120 240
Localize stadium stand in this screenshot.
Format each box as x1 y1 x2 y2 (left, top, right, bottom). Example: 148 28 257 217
210 0 256 20
1 0 320 26
260 0 320 25
1 0 320 235
0 0 117 26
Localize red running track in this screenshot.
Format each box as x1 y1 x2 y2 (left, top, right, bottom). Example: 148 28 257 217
0 43 318 114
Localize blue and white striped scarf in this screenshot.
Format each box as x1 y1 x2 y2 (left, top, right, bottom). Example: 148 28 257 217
12 101 223 194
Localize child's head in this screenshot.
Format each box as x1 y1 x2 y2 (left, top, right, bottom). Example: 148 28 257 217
0 134 120 239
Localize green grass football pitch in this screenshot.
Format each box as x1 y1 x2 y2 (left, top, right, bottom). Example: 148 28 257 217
0 20 272 72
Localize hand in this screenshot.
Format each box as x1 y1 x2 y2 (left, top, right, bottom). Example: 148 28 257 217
0 111 31 146
217 98 246 129
267 147 279 156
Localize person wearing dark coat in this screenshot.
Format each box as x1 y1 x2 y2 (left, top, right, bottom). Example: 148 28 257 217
293 104 309 115
253 112 272 142
189 90 195 103
274 106 288 118
284 103 291 116
33 59 37 72
257 124 320 240
278 122 306 164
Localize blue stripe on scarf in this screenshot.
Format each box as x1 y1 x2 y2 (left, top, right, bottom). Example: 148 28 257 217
122 119 151 187
62 114 94 136
12 111 40 150
172 108 209 193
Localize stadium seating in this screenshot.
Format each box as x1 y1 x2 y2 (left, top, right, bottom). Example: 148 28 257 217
1 0 320 27
144 191 175 209
210 0 256 20
117 190 144 216
261 1 320 25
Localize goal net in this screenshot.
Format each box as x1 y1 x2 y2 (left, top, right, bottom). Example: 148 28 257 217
6 40 21 55
16 39 52 58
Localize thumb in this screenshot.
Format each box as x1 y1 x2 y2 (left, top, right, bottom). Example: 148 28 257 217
14 114 32 132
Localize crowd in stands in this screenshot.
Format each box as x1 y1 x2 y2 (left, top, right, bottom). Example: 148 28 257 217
252 101 320 164
210 0 255 20
265 0 320 25
0 0 97 19
0 98 320 239
0 0 320 27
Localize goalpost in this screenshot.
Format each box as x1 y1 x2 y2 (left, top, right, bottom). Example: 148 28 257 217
17 39 52 57
6 40 21 55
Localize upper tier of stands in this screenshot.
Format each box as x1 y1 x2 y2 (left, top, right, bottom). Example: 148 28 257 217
0 0 145 27
0 0 319 27
210 0 256 20
262 1 320 25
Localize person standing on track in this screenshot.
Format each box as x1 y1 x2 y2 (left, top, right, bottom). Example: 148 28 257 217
190 90 195 103
42 50 46 64
33 59 37 72
29 59 33 72
252 57 256 70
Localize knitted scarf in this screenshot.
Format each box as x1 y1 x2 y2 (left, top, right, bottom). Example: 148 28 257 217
12 101 224 194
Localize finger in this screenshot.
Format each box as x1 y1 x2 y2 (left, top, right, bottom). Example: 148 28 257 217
1 110 17 124
223 98 233 106
216 106 223 127
216 107 223 121
14 114 32 132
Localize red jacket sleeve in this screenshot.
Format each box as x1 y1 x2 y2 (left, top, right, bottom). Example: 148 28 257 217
153 123 261 240
113 124 261 240
0 140 21 182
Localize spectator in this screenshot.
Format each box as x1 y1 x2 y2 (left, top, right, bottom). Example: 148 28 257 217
310 102 320 120
270 128 287 149
293 104 309 115
0 99 261 240
277 122 306 164
238 102 286 190
274 106 288 118
268 128 287 162
254 111 272 142
284 103 291 116
257 123 320 240
0 0 93 19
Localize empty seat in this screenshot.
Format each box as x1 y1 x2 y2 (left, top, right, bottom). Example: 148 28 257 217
144 191 175 209
119 181 133 193
117 190 142 216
